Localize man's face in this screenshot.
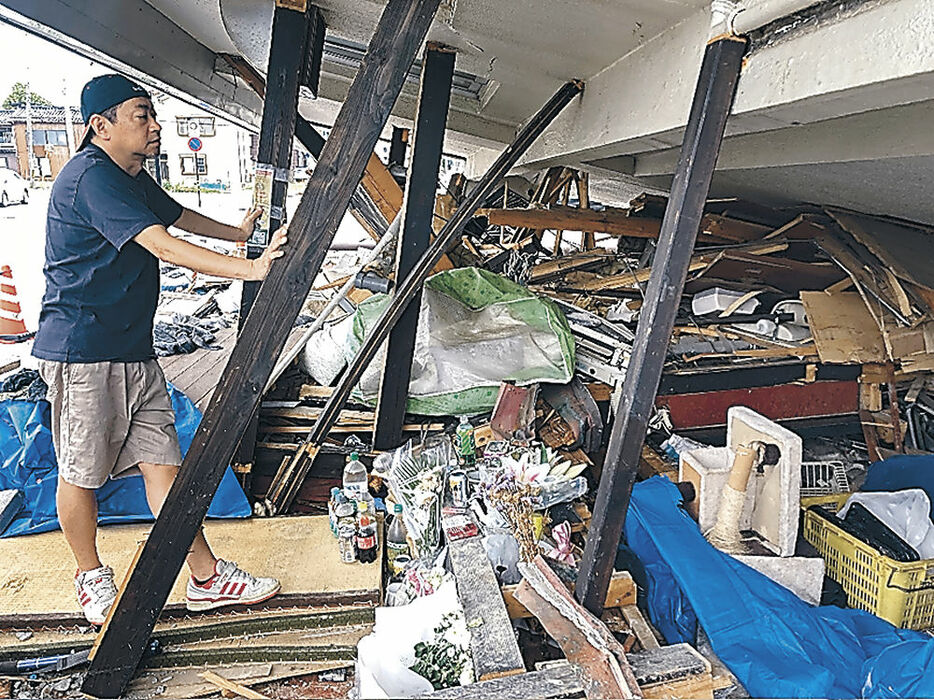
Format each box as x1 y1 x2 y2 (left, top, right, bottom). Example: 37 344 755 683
99 98 161 159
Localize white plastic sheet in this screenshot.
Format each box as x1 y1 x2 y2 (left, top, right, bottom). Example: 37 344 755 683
839 489 934 559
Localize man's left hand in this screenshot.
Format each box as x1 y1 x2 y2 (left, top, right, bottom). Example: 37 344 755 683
238 207 263 241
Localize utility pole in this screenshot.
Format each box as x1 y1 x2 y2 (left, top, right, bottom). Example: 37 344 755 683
24 79 34 180
62 77 75 157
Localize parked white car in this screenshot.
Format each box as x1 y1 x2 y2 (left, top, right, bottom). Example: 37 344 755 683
0 168 29 206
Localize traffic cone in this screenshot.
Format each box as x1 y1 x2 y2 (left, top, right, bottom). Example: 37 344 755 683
0 265 33 344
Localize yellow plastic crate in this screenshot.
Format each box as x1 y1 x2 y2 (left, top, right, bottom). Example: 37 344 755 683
801 493 934 629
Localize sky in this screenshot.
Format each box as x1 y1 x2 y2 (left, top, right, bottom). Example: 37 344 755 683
0 21 109 109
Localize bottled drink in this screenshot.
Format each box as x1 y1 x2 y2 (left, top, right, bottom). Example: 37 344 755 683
386 503 409 574
456 416 476 467
328 487 341 537
343 451 368 503
355 502 378 564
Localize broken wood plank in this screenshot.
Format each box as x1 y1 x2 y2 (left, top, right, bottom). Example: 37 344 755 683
81 3 442 697
416 662 585 698
501 570 637 620
573 242 788 291
628 643 713 700
800 291 887 364
445 512 525 681
199 671 270 700
515 556 639 698
479 205 662 239
620 605 660 651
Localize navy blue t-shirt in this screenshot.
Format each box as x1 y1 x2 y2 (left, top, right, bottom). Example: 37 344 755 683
32 144 182 363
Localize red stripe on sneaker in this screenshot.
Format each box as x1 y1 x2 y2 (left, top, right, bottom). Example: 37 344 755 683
237 583 246 596
219 582 229 595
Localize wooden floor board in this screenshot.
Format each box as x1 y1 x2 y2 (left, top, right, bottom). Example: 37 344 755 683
0 515 379 626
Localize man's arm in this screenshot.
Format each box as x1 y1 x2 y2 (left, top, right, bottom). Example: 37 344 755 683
135 224 287 280
173 207 262 243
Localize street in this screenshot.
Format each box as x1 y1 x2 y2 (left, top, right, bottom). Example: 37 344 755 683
0 179 370 367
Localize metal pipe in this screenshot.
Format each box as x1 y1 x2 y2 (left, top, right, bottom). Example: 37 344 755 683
730 0 821 35
264 213 400 393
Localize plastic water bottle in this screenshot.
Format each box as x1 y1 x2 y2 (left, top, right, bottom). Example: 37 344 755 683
328 487 341 537
386 503 409 575
343 451 368 503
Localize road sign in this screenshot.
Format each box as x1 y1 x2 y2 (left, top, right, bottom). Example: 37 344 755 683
187 137 203 152
186 120 201 137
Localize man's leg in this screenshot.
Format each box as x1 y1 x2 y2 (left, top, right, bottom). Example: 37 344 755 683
138 462 216 581
56 477 103 572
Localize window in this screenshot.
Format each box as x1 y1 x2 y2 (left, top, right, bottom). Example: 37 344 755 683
31 129 67 147
179 154 207 176
175 116 216 137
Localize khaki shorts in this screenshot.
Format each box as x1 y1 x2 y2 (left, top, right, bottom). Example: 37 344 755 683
39 359 183 489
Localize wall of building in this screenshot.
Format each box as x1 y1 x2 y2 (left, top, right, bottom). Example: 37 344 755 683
13 122 83 179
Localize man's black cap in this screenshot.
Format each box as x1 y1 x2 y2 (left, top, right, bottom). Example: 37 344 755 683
78 74 151 148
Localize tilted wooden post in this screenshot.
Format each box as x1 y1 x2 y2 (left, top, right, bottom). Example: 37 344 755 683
373 43 456 450
80 1 441 695
574 34 748 615
267 80 585 513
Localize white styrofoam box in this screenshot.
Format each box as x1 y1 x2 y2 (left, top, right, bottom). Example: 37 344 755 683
735 554 825 605
679 406 802 556
691 287 760 316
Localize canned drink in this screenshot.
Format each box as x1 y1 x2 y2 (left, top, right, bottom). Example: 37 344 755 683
338 524 356 563
449 470 468 507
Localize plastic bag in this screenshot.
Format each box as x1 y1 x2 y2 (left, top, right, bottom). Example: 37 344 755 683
482 529 521 584
356 581 462 698
839 489 934 559
346 268 576 415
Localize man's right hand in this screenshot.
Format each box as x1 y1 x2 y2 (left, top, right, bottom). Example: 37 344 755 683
248 226 289 281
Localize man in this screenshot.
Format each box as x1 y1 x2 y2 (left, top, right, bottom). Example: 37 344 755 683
33 74 286 625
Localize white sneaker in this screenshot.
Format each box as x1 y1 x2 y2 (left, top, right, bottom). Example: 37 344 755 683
186 559 281 612
74 565 117 625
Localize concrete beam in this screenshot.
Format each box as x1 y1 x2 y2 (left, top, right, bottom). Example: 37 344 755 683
520 0 934 170
0 0 263 129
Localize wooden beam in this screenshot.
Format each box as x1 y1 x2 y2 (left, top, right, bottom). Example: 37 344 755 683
80 2 441 696
373 44 455 450
479 205 662 239
515 557 639 698
417 663 585 699
501 570 636 620
445 513 525 680
234 0 314 470
575 36 748 615
266 80 584 513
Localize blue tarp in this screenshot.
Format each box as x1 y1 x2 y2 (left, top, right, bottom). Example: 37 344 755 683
626 477 934 698
0 382 250 537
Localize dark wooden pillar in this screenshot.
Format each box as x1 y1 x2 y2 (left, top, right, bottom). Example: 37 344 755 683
574 35 748 616
388 126 409 169
233 1 323 469
80 2 440 696
263 80 584 513
373 44 455 450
